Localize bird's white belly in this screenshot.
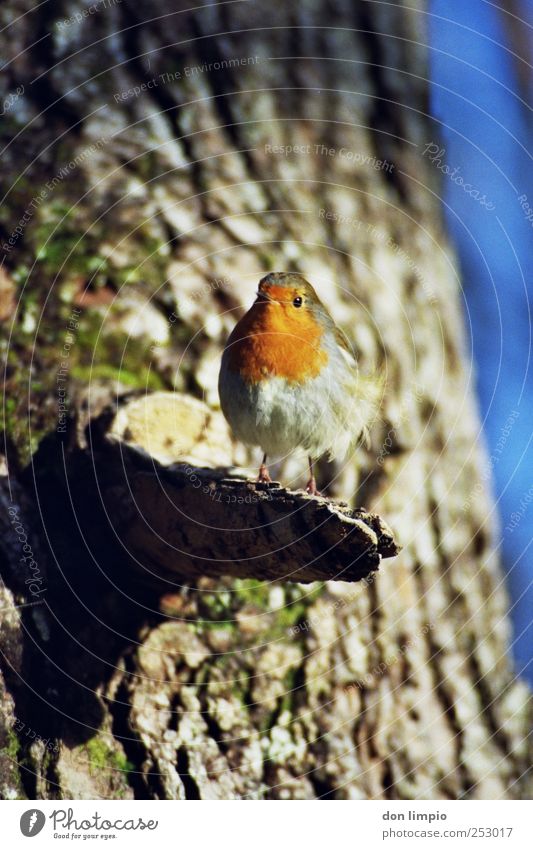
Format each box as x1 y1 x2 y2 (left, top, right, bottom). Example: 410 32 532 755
219 362 354 460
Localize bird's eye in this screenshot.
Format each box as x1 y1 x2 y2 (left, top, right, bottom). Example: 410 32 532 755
293 296 303 308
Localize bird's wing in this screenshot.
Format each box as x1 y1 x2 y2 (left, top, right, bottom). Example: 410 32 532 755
335 326 385 445
334 324 359 370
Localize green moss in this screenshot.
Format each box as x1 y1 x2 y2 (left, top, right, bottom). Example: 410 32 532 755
11 264 31 285
197 589 234 623
233 579 271 608
2 348 51 464
195 619 237 633
0 728 25 799
84 737 134 777
70 310 167 391
1 143 175 467
194 599 238 634
2 289 168 465
71 363 164 390
193 581 327 642
205 657 252 704
0 728 20 760
278 668 300 717
31 196 168 292
274 602 308 631
33 202 99 277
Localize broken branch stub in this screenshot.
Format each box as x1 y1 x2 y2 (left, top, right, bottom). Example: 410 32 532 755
89 392 400 585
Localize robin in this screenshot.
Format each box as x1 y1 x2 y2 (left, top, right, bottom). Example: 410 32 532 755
218 272 381 495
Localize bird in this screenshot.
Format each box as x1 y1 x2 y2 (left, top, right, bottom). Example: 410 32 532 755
218 272 381 495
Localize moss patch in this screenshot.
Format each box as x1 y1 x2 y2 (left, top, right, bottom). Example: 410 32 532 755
192 580 326 643
84 736 134 778
0 727 20 760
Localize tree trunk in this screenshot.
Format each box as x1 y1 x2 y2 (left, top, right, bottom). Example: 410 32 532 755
1 0 530 800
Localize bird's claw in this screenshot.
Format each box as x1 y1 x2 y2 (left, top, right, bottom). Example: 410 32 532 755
258 464 272 484
306 478 323 497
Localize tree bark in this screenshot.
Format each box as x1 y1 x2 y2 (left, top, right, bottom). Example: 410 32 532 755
1 0 531 800
85 392 401 586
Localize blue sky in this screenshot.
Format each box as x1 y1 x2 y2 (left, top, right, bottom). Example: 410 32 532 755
430 1 532 681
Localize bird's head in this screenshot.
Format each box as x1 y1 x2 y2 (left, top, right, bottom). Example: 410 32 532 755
256 272 321 314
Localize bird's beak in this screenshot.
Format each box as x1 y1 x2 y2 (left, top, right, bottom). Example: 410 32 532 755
256 289 276 304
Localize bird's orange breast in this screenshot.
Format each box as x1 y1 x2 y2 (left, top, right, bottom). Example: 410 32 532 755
225 299 329 383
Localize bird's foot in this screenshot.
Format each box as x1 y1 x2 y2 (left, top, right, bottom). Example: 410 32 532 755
257 463 272 484
306 477 323 497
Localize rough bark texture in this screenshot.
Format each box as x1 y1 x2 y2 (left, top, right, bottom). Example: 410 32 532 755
88 392 401 585
0 0 531 800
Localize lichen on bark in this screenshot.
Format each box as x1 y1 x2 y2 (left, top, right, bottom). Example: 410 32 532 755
0 0 531 800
